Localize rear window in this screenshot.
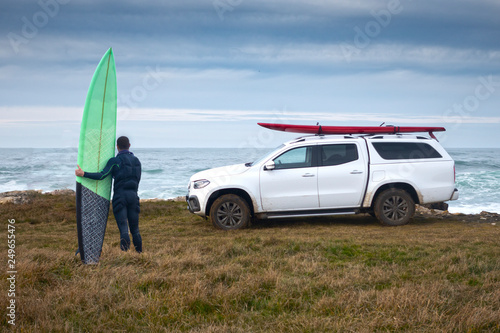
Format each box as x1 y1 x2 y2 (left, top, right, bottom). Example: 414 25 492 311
320 144 359 166
372 142 442 160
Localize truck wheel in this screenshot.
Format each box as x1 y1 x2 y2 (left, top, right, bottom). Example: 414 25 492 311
210 194 250 230
374 189 415 226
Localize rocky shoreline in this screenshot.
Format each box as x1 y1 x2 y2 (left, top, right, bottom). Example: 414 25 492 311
0 190 186 204
414 204 498 224
1 190 498 224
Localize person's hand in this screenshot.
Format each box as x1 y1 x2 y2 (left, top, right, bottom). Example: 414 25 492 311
75 164 84 177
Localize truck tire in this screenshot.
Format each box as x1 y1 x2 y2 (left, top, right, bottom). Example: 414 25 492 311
210 194 250 230
374 188 415 226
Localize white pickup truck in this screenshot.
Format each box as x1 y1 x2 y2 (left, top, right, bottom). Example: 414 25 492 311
186 134 459 229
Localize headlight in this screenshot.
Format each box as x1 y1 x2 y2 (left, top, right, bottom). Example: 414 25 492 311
193 179 210 189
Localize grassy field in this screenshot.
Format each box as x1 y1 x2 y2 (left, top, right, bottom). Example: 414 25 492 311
1 192 499 332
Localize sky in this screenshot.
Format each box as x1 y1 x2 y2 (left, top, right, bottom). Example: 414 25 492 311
1 0 499 148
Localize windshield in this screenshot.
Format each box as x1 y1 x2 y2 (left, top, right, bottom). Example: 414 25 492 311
246 144 285 167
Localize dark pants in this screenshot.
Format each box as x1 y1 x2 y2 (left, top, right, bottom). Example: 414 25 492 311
112 190 142 253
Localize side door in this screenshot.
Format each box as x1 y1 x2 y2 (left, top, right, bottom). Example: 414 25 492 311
259 145 319 211
317 143 368 208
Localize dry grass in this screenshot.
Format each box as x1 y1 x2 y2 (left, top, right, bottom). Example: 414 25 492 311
1 192 499 332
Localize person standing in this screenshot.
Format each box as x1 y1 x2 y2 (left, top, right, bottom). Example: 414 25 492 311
75 136 142 253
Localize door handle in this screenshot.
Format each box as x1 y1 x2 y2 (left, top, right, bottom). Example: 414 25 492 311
302 173 315 177
350 170 363 174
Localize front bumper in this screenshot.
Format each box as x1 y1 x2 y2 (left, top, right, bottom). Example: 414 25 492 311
186 195 201 213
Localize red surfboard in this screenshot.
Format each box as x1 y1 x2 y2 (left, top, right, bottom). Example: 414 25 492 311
258 123 445 137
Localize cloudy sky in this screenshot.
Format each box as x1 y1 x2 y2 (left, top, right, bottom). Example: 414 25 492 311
1 0 499 148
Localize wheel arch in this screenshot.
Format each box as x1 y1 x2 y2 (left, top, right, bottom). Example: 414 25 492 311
205 188 255 217
370 182 421 209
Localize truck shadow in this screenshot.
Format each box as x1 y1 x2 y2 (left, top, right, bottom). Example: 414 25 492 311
251 214 437 229
252 214 377 229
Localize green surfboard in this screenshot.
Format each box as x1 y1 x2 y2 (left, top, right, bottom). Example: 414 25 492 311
76 48 117 264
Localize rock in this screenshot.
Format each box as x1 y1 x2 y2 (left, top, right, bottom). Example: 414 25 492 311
0 190 42 204
0 190 42 197
479 211 499 218
415 204 450 218
48 189 75 196
421 202 449 211
0 189 75 204
0 197 15 204
140 198 167 203
142 196 185 203
416 205 433 215
141 196 185 203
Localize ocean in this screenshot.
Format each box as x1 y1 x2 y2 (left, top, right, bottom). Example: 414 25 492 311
0 148 498 214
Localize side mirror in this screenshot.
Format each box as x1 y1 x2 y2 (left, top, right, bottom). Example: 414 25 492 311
264 161 275 171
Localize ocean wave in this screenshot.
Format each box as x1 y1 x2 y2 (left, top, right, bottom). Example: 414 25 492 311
0 180 28 193
448 202 500 215
450 148 500 173
1 148 499 214
455 160 500 172
143 169 164 174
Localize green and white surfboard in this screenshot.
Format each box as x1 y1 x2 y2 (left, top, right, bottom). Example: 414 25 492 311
76 48 117 264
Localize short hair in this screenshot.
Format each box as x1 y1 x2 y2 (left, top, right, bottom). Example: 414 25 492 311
117 136 130 150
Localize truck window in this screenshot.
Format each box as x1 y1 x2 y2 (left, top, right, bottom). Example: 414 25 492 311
372 142 442 160
320 144 359 166
273 146 313 169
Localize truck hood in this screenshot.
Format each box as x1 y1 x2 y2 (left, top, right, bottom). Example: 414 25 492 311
191 163 249 181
